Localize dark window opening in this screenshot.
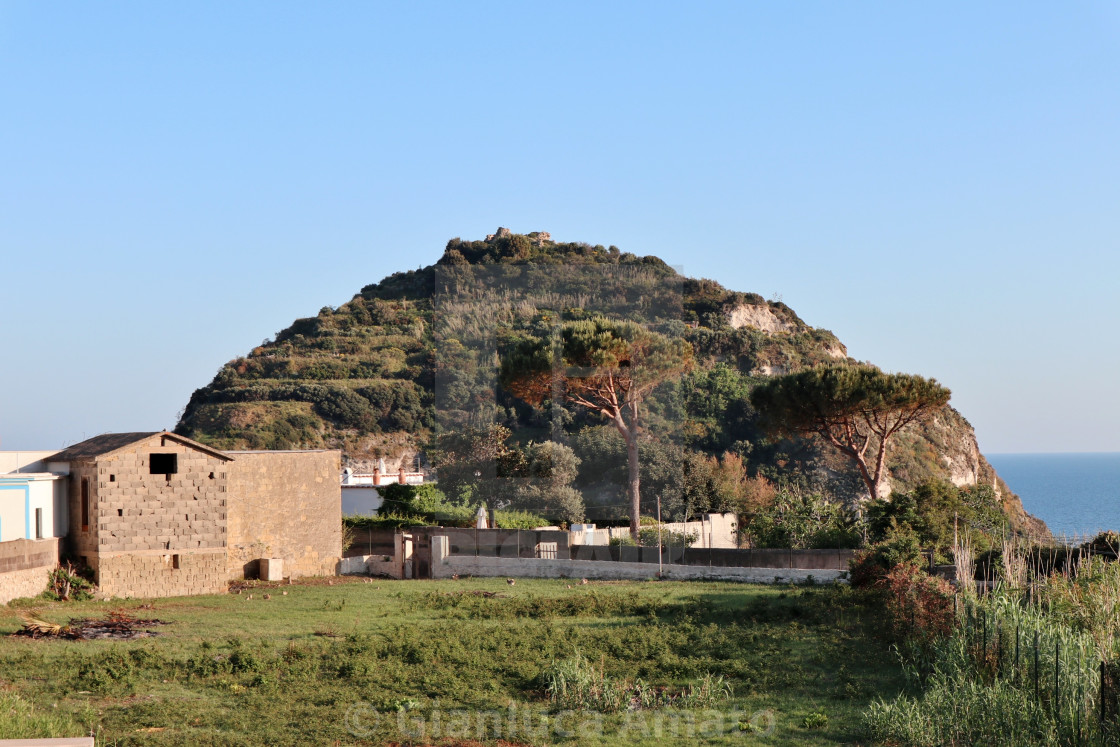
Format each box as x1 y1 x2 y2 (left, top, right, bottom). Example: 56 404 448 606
209 472 215 479
149 453 178 475
109 474 115 482
117 509 123 517
172 554 181 570
80 478 89 531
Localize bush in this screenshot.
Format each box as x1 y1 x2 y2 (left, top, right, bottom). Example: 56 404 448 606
42 562 93 602
744 490 860 549
882 563 956 649
849 531 924 589
608 526 698 547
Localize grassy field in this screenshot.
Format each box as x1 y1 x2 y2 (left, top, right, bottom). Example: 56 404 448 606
0 577 905 746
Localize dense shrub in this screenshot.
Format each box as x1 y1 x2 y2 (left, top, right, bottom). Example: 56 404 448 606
848 531 924 589
865 480 1009 556
881 563 956 649
744 490 860 549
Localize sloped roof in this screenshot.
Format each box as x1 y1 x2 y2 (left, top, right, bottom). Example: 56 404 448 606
48 431 232 462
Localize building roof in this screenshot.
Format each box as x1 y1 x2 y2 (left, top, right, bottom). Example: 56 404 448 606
48 431 232 463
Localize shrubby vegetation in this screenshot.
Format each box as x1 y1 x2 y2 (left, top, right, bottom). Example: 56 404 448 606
741 489 861 550
343 483 550 530
861 532 1120 746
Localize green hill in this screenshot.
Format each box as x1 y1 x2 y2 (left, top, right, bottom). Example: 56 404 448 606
175 229 1045 537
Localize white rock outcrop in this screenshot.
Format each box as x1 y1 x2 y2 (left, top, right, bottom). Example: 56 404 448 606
726 304 795 334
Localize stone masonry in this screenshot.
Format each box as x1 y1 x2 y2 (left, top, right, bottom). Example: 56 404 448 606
58 432 232 597
27 432 343 600
0 538 60 604
226 450 341 580
91 549 227 598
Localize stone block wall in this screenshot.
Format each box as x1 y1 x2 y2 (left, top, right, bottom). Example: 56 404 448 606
226 450 341 580
91 435 229 554
92 549 227 598
61 434 232 599
67 462 100 561
0 538 59 604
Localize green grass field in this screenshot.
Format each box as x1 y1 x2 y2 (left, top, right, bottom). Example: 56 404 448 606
0 577 904 746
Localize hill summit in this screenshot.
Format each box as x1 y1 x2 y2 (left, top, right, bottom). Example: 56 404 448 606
175 228 1046 536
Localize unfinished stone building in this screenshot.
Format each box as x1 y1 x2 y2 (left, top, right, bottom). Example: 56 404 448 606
47 433 233 597
42 432 341 598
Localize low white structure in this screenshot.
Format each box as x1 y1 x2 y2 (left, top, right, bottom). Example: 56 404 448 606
577 513 740 549
0 450 60 474
342 464 425 487
0 473 67 541
340 462 427 517
428 535 842 584
341 485 383 517
0 451 68 542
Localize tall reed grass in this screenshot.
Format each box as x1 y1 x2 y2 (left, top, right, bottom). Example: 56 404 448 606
867 537 1120 746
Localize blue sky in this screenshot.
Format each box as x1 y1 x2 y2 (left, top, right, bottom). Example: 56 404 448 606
1 2 1118 453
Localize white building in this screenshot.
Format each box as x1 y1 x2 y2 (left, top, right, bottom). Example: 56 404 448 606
0 451 67 541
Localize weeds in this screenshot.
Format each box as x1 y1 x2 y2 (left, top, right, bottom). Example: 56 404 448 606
541 651 732 713
42 562 93 602
0 579 900 745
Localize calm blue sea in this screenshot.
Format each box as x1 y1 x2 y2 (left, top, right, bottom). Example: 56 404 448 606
986 453 1120 538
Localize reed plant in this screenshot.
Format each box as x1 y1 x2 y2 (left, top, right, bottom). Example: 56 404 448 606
867 579 1112 745
953 532 976 595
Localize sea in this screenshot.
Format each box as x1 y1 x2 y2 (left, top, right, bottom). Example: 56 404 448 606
986 453 1120 540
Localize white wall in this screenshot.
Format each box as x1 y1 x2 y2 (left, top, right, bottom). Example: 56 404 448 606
600 513 740 549
342 486 383 517
0 451 59 474
429 536 843 584
0 475 65 541
0 488 22 542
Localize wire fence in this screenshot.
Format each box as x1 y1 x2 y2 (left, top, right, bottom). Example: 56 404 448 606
956 593 1119 745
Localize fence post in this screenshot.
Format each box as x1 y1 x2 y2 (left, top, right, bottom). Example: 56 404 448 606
1035 630 1041 703
982 611 988 656
999 622 1008 680
1056 639 1061 723
1100 660 1106 740
1015 625 1021 685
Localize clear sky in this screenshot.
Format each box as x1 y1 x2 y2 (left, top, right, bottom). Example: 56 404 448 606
1 2 1118 454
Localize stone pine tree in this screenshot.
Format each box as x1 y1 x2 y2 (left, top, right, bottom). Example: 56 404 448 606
749 363 951 501
500 317 694 540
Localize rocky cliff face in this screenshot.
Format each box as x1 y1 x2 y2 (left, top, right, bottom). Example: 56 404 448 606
726 303 798 334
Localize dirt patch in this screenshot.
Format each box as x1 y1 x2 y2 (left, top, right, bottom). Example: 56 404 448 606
14 611 171 640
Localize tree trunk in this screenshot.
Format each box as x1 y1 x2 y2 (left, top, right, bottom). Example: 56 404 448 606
627 430 641 541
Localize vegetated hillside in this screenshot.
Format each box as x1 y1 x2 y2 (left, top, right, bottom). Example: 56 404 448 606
175 229 1045 536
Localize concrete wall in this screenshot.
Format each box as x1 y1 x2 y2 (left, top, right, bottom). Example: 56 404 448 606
0 538 60 604
226 450 341 580
429 536 842 584
340 553 401 578
65 461 99 561
92 549 227 598
601 513 739 549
